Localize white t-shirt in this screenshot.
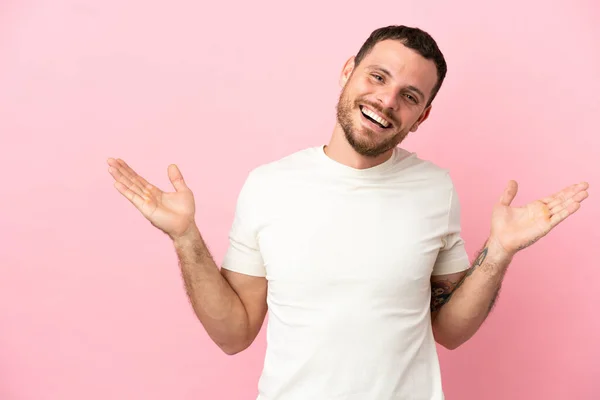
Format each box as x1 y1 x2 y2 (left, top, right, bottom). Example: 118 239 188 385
222 145 470 400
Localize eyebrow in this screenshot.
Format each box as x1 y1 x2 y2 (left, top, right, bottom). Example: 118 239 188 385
367 65 426 101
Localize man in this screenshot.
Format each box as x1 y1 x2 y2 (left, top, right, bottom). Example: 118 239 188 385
107 25 589 400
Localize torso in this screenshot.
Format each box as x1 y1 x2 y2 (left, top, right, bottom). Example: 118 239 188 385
247 146 456 400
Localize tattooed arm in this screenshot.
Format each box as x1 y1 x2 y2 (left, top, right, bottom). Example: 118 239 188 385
429 180 588 350
430 239 513 350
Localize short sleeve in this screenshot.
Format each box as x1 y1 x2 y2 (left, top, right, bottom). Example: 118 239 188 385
432 183 470 276
221 171 266 277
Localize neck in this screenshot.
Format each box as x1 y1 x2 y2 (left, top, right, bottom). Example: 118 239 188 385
324 124 394 170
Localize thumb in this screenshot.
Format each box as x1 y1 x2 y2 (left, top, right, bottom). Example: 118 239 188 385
498 180 518 206
167 164 188 192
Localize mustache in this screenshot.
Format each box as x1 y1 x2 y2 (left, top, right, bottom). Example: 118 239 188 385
355 99 398 125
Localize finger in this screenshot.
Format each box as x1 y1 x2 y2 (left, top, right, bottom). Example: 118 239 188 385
113 180 148 211
550 201 581 229
543 182 589 206
546 186 586 209
108 165 145 198
168 164 188 192
550 190 589 216
498 180 518 206
114 158 153 190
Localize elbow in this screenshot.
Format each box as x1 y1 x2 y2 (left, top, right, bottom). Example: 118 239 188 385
437 338 463 350
432 326 465 350
219 341 249 355
221 346 245 356
217 335 253 356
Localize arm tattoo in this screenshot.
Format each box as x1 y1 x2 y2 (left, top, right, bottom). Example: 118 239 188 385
430 246 489 313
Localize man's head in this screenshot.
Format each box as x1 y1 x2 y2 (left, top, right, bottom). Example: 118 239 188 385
336 25 447 158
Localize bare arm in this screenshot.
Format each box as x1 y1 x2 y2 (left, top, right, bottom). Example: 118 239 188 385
174 225 267 355
430 240 510 350
107 158 267 355
430 179 589 350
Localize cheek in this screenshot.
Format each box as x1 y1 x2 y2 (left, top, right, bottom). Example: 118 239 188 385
350 80 375 98
399 109 422 127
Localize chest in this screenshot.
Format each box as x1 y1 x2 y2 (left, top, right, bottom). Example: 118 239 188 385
256 182 449 288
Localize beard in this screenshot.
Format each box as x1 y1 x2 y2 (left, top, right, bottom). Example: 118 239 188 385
336 87 409 158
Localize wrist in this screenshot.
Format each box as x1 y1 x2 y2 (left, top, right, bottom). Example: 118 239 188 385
170 221 200 244
485 237 515 267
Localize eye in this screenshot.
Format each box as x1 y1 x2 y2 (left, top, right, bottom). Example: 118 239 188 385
371 73 384 82
404 93 418 104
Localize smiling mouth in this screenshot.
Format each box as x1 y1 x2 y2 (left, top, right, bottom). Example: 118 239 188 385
360 106 391 129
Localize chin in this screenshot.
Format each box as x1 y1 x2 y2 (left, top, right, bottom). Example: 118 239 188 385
345 130 394 158
336 99 404 157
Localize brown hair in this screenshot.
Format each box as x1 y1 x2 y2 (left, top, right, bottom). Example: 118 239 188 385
354 25 448 107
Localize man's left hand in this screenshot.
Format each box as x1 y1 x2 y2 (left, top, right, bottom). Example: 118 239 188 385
488 180 589 258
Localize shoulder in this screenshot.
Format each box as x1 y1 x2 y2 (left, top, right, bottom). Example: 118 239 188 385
393 148 460 216
395 150 465 231
246 146 321 183
394 147 454 186
237 146 319 194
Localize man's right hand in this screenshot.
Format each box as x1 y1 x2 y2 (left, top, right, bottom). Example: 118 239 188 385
107 158 196 240
107 157 268 355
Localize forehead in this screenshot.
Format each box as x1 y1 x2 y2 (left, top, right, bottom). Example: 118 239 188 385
358 39 438 96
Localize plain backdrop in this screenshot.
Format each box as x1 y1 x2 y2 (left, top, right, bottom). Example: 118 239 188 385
1 1 598 399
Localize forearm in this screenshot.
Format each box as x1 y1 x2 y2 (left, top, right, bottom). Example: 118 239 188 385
172 224 251 353
432 240 512 349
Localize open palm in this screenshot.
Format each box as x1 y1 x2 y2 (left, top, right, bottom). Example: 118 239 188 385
107 158 196 239
490 180 589 256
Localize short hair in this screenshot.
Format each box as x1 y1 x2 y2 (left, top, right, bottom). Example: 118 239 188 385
354 25 448 106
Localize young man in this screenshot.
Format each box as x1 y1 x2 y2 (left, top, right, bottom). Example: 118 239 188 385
107 25 589 400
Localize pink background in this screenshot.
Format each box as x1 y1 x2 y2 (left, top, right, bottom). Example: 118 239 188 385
1 1 598 399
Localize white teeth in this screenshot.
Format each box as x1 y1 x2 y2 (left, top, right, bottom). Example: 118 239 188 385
361 107 390 128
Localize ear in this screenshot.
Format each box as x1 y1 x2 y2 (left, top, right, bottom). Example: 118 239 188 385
410 105 432 132
339 56 356 88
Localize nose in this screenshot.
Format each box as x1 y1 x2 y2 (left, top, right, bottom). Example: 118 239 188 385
376 89 399 111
